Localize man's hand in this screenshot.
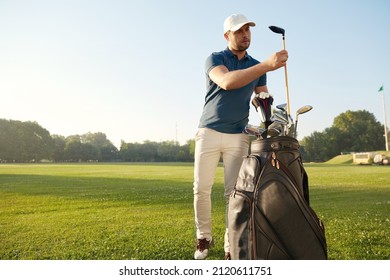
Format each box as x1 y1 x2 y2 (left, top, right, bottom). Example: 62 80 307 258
263 50 288 71
256 92 273 99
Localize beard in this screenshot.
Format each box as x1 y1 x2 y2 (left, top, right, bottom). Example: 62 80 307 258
233 40 250 52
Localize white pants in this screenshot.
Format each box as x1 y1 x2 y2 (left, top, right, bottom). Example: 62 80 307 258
193 128 249 252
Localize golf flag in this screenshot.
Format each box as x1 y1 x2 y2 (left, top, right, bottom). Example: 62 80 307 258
378 85 384 92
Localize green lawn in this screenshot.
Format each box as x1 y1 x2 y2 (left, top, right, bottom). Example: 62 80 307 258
0 163 389 260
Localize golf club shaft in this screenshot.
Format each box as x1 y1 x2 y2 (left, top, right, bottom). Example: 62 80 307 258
294 119 298 138
282 39 291 116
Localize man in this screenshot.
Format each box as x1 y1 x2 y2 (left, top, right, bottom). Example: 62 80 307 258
193 14 288 260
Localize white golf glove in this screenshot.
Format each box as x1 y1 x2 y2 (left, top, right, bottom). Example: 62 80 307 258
256 92 273 99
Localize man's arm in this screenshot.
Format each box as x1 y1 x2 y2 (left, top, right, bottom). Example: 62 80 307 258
209 50 288 91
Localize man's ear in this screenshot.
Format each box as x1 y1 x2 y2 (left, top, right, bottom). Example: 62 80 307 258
224 32 230 41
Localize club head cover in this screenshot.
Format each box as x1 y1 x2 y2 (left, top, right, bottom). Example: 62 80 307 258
257 96 274 128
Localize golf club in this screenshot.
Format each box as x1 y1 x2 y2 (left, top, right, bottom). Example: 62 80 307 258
251 95 274 129
276 103 287 112
287 114 294 136
269 25 285 37
268 122 283 137
294 105 313 137
271 111 288 124
270 112 288 136
251 98 266 123
269 25 290 116
244 124 266 138
258 96 274 128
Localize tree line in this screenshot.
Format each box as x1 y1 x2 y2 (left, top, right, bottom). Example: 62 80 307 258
0 119 194 163
1 110 388 163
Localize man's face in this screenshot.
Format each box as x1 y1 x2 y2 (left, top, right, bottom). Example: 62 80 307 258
225 24 251 52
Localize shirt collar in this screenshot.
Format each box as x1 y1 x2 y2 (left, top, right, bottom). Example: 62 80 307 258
225 47 250 60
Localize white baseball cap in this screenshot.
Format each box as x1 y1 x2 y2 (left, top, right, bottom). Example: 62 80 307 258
223 14 256 34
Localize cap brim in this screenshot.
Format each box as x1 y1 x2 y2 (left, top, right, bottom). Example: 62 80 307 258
230 21 256 32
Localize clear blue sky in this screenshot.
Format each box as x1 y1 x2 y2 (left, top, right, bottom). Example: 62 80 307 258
1 0 389 148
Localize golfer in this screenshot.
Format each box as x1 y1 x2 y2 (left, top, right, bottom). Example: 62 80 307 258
193 14 288 260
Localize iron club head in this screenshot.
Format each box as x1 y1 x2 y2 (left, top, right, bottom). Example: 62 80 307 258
271 111 288 124
268 122 283 137
276 103 287 112
244 124 266 138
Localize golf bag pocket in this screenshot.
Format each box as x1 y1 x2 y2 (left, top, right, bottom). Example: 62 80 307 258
228 189 253 259
228 155 261 259
235 155 262 193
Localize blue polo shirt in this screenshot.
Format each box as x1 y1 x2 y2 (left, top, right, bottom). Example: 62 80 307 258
198 48 267 134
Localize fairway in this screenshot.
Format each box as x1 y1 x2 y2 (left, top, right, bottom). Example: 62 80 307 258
0 163 389 260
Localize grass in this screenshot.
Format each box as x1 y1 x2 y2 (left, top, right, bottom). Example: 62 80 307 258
304 163 390 259
325 154 353 164
0 163 389 260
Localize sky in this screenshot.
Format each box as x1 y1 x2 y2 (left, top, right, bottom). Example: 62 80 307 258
1 0 389 148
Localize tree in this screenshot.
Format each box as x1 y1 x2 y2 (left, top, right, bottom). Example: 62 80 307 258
51 135 66 162
63 140 100 162
332 110 384 152
301 110 385 162
22 121 53 161
0 119 53 162
81 132 118 161
0 119 19 162
140 141 159 161
119 142 143 162
188 139 195 158
157 141 180 161
119 140 194 162
61 133 119 162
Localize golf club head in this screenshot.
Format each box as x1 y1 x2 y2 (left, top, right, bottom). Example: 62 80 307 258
244 124 266 137
268 121 280 129
267 123 283 137
276 103 287 112
271 111 288 124
294 105 313 138
251 98 266 123
270 112 288 136
297 105 313 115
269 25 285 36
268 128 282 137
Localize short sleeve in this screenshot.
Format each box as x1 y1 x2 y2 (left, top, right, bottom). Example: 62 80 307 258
256 73 267 87
205 52 225 75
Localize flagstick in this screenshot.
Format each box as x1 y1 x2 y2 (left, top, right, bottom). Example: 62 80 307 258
381 89 389 151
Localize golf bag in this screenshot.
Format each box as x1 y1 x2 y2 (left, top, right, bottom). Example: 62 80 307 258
228 136 327 259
